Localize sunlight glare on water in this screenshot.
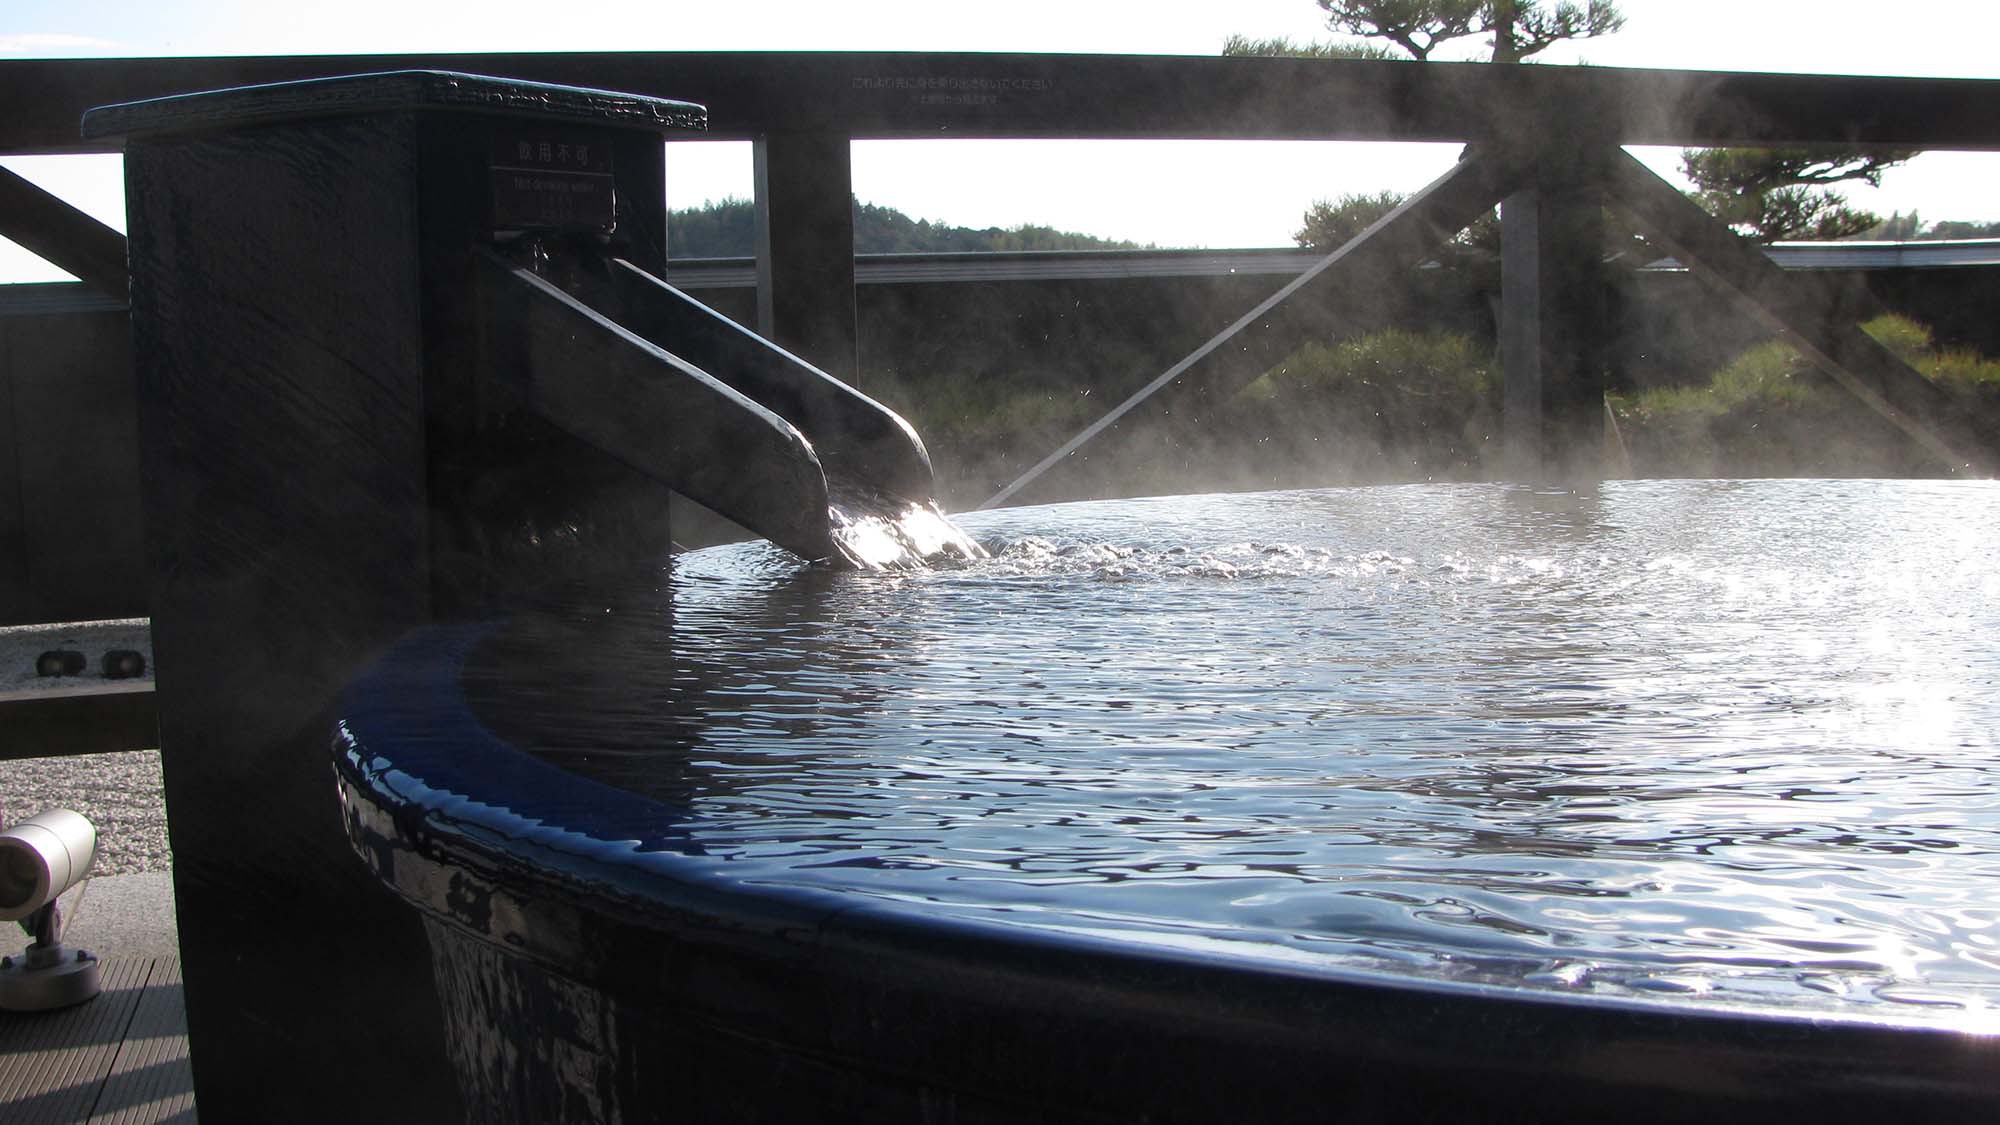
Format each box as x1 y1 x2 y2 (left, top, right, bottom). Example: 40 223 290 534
472 479 2000 1018
828 496 987 569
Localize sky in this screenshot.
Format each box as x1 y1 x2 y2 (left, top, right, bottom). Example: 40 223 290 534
5 0 2000 282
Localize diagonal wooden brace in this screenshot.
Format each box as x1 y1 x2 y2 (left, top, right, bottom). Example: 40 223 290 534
983 147 1527 508
0 166 127 301
1607 150 1994 477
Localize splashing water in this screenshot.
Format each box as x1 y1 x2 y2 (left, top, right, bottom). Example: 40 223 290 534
827 490 986 570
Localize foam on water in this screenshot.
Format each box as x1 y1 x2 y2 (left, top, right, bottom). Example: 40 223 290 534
472 479 2000 1019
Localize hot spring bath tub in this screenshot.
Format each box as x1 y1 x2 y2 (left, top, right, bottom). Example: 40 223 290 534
336 480 2000 1121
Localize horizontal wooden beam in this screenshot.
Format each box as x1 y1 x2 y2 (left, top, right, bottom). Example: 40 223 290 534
0 166 127 299
0 684 157 759
3 54 1999 156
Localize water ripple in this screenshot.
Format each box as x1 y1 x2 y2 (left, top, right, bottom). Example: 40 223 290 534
470 479 2000 1016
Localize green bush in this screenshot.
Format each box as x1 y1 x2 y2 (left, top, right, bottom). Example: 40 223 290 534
1864 314 2000 419
863 371 1103 508
1610 313 2000 477
1222 329 1501 481
1926 348 2000 397
1862 311 1934 363
862 328 1502 506
874 312 1995 503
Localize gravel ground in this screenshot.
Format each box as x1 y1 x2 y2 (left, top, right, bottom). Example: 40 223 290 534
0 749 171 875
1 619 171 875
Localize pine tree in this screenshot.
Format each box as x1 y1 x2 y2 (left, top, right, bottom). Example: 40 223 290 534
1679 147 1918 243
1310 1 1623 62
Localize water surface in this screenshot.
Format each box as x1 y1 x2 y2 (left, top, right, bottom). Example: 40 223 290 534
471 479 2000 1019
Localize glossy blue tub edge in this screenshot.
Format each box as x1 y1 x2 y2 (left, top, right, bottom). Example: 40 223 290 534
331 623 2000 1122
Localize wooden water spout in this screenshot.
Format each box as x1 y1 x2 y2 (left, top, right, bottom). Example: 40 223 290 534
87 69 958 1121
484 245 948 565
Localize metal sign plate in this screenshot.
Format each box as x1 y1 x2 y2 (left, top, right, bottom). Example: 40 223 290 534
490 131 615 233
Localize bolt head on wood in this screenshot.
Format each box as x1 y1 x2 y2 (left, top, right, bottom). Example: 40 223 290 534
35 650 85 677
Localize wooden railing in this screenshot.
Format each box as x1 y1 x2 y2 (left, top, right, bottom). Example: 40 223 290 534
1 52 1997 753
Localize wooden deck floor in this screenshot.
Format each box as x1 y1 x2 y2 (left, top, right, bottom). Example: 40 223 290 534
0 957 195 1124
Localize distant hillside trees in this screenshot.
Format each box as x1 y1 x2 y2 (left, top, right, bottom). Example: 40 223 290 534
1859 213 2000 241
668 197 1146 258
1865 212 1926 241
669 198 757 258
1924 219 2000 240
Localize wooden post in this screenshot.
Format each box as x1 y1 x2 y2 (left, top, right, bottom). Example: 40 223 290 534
90 72 701 1122
122 104 455 1123
0 303 145 626
1501 152 1612 481
0 328 22 617
1500 187 1544 480
754 130 860 383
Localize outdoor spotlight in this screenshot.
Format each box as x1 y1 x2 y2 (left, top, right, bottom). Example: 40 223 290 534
0 810 101 1011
